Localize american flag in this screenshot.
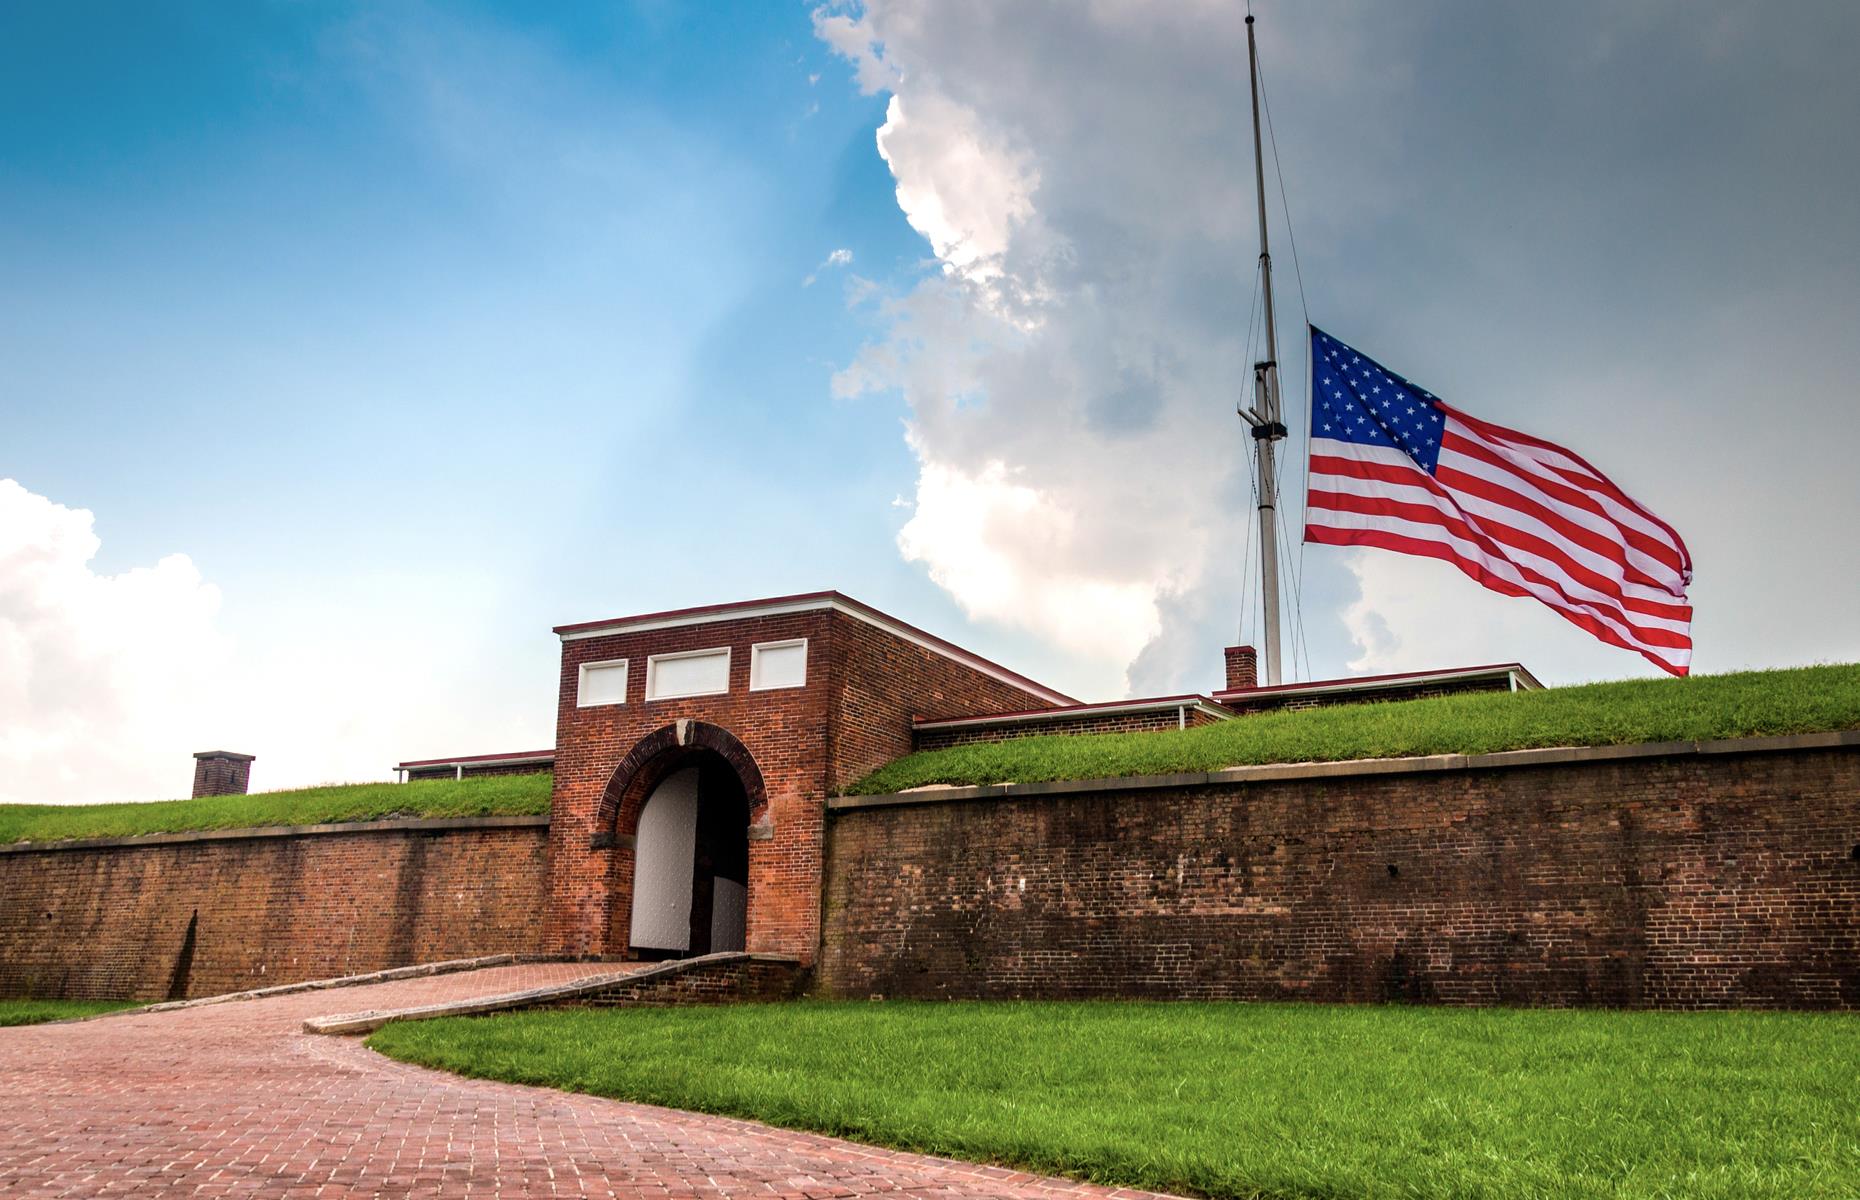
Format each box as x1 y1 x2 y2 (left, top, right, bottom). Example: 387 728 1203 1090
1302 326 1694 675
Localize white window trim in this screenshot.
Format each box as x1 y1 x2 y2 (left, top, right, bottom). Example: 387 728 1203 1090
749 638 809 692
576 658 630 707
645 646 732 701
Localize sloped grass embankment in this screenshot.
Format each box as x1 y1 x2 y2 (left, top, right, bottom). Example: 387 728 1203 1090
369 1000 1860 1200
850 664 1860 794
0 773 552 845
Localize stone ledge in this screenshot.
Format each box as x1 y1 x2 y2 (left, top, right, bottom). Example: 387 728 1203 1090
304 952 807 1035
0 814 551 855
829 728 1860 811
49 955 524 1022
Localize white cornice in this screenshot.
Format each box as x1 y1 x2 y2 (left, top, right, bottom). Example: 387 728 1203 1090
558 596 1074 707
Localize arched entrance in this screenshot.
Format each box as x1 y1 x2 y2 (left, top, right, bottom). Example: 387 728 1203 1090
629 759 749 957
597 720 767 960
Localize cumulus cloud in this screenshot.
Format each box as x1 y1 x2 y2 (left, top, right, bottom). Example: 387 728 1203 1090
0 479 231 804
818 1 1860 694
818 0 1271 696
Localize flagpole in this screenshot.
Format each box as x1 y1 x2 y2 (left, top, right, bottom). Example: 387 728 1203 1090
1243 13 1287 685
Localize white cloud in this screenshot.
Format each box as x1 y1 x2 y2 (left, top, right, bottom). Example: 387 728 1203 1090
802 247 855 287
897 454 1158 664
0 479 230 804
819 1 1264 696
875 93 1041 286
0 480 557 804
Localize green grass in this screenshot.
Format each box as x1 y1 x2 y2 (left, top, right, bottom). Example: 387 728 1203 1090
0 772 552 845
370 1000 1860 1200
0 998 142 1026
851 664 1860 794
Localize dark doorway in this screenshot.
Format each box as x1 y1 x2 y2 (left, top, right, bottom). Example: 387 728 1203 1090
628 754 749 958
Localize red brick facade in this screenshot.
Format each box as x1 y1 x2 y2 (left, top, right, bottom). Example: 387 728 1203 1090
0 818 547 1001
545 594 1067 964
819 738 1860 1009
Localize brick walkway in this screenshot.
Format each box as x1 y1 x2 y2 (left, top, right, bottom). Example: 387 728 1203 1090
0 963 1183 1199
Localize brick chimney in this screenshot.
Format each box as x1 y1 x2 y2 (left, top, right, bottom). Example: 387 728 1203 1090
1222 645 1258 692
192 751 255 799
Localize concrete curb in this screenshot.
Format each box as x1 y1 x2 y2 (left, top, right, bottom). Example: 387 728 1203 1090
829 728 1860 810
303 952 806 1036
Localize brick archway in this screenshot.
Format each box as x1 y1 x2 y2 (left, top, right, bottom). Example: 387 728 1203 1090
590 719 768 851
590 721 771 959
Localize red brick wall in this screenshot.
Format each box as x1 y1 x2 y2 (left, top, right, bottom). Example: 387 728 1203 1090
819 743 1860 1009
0 820 548 1001
823 609 1064 791
547 604 1061 964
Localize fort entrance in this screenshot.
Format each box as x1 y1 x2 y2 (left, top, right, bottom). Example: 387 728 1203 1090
598 720 769 961
627 759 749 958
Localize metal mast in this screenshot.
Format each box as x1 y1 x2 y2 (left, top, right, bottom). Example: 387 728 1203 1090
1241 12 1286 685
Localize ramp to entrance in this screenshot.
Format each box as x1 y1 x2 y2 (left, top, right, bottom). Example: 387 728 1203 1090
304 951 806 1035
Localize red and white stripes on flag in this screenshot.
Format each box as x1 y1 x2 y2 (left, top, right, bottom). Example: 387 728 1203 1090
1303 331 1693 675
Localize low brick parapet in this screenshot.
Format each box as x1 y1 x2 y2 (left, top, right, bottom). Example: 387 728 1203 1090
305 952 808 1034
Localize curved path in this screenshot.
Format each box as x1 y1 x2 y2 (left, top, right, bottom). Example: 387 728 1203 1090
0 963 1183 1199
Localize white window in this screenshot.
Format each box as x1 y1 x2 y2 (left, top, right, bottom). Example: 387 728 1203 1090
645 647 731 700
750 638 808 691
577 658 629 707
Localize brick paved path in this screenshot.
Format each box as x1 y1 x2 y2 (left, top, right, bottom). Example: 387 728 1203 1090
0 963 1182 1199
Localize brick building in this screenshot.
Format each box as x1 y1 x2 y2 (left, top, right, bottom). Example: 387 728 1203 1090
393 589 1533 969
535 592 1074 964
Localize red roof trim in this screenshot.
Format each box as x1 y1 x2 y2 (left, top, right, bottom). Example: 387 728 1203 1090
397 749 556 769
1214 663 1535 699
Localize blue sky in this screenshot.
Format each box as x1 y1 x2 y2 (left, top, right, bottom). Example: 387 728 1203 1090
5 1 1858 801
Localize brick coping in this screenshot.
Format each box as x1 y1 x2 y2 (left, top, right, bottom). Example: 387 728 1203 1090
303 952 806 1035
830 728 1860 810
0 813 550 855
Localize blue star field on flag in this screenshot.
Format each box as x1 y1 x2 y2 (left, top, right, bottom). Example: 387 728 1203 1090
1310 326 1446 473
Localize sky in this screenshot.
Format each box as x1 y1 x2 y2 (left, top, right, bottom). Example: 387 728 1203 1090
4 1 1857 804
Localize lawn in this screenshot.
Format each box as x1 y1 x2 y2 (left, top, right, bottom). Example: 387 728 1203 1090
369 1000 1860 1200
0 772 552 845
0 999 142 1026
850 663 1860 794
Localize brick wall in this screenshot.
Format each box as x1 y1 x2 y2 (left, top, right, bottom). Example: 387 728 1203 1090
819 739 1860 1009
824 608 1067 789
0 818 548 1001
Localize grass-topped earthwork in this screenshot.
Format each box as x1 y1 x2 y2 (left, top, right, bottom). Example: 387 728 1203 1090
369 999 1860 1200
0 772 552 845
0 999 143 1027
849 663 1860 794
